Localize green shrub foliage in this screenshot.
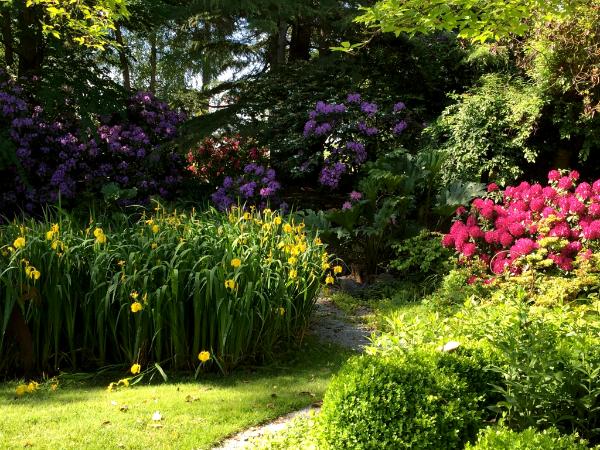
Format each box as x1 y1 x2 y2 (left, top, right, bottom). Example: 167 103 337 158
466 426 589 450
319 351 484 449
425 74 543 184
371 290 600 444
390 230 454 279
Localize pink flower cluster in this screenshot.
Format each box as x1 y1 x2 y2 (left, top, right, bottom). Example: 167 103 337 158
442 170 600 273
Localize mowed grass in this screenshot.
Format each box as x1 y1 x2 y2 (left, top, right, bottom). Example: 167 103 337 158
0 339 351 450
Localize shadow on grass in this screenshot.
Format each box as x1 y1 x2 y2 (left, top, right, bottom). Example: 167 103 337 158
0 337 352 405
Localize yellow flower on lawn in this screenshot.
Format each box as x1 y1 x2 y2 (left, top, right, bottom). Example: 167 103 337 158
151 242 158 249
27 382 39 393
322 261 330 270
283 223 293 233
288 256 297 265
51 224 59 233
333 265 343 274
198 351 211 363
273 217 282 226
31 269 41 281
46 230 54 241
151 224 160 234
278 307 285 316
130 291 139 300
243 212 252 220
118 378 130 387
118 260 126 267
231 258 241 268
131 302 143 313
13 237 25 249
130 363 141 375
314 237 322 245
225 279 237 290
325 274 335 285
289 269 298 280
15 384 27 396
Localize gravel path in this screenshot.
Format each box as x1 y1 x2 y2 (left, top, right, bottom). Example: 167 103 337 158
307 296 372 351
212 294 371 450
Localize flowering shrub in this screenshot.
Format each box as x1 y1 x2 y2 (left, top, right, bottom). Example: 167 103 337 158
0 206 338 374
0 73 186 215
442 169 600 275
302 94 411 189
186 135 268 185
211 163 282 211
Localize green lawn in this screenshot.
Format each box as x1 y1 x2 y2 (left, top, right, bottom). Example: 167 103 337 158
0 339 350 450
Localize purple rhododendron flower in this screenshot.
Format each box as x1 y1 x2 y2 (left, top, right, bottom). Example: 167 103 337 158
393 120 408 134
393 102 406 112
347 93 361 103
350 191 362 201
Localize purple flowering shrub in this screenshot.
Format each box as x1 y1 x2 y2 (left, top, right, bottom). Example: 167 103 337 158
92 92 186 202
0 73 186 215
443 170 600 279
211 163 282 211
303 93 411 189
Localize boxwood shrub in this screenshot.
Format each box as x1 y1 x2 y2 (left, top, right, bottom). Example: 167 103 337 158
319 350 487 449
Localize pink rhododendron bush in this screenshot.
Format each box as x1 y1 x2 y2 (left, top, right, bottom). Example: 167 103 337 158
442 170 600 278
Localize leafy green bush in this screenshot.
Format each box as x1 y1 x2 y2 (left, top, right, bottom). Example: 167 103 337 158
0 206 333 374
325 149 483 273
319 351 485 449
371 289 600 444
390 230 454 279
466 426 589 450
425 74 543 184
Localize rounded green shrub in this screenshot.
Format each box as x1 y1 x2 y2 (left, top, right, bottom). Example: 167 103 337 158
319 350 485 449
466 426 589 450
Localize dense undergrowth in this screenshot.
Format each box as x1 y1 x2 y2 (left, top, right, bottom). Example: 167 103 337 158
0 205 336 375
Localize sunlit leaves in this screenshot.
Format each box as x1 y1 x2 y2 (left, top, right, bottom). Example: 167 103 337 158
355 0 580 44
23 0 129 49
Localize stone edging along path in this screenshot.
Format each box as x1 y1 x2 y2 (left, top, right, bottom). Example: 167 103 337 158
212 295 372 450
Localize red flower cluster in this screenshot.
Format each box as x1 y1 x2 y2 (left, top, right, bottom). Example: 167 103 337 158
443 170 600 273
186 135 267 184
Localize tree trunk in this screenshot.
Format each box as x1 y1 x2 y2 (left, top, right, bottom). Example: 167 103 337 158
114 23 130 91
16 0 44 78
289 18 311 61
149 32 157 94
267 21 288 68
1 6 14 69
276 21 287 65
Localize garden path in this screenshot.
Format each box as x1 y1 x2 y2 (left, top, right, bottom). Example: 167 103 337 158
212 293 371 449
